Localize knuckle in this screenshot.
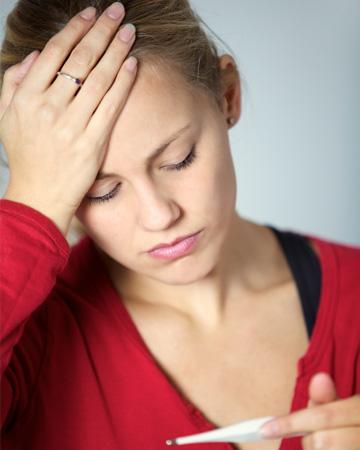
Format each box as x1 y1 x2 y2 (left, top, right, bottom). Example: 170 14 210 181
111 42 129 57
92 25 113 42
12 88 29 107
310 431 330 450
313 407 334 427
87 72 109 91
105 102 118 116
279 416 294 434
71 45 93 66
38 102 58 124
45 38 63 58
54 124 75 143
99 20 116 35
67 17 85 34
77 134 91 150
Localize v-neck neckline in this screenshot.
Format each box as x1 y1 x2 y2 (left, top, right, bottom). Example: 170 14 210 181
85 230 338 450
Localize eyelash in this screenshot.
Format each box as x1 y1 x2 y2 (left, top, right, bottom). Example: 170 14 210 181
86 146 197 204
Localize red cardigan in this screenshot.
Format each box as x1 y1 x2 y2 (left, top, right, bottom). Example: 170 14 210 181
1 199 360 450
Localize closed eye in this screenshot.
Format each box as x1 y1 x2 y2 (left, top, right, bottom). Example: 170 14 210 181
86 146 197 205
163 145 196 171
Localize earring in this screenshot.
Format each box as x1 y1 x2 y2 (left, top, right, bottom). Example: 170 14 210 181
227 117 235 126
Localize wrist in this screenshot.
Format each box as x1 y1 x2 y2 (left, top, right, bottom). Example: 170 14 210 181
3 189 72 237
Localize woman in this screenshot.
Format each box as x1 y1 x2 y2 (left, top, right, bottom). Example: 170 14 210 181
0 1 359 450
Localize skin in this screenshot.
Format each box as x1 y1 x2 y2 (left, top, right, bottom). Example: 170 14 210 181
74 58 360 449
2 11 359 447
74 53 259 327
260 373 360 450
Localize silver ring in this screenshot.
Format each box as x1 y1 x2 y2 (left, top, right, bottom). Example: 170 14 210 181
56 71 83 87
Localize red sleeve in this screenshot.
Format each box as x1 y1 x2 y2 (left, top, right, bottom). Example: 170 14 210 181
0 199 70 429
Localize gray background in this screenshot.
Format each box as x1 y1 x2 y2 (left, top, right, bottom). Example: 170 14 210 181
1 0 359 245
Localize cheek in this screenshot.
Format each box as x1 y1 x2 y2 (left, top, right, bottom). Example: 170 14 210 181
185 147 236 218
74 144 236 233
75 205 134 250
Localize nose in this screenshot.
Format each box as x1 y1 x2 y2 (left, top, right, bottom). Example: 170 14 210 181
134 180 181 231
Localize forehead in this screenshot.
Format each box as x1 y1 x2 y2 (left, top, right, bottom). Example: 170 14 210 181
100 61 210 167
113 62 209 137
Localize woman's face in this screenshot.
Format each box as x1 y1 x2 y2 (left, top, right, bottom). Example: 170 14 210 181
75 62 238 286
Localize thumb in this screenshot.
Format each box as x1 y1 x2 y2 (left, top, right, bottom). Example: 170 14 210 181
0 50 39 112
15 50 40 81
307 372 338 408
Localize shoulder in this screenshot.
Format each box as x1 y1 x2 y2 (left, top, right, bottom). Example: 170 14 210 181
303 232 360 297
299 230 360 260
300 235 360 397
304 231 360 267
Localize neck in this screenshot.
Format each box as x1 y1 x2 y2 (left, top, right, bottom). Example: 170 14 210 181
95 215 285 330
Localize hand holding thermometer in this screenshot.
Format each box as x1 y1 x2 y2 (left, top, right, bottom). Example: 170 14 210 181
165 415 309 445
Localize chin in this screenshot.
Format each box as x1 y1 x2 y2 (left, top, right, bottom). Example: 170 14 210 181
149 259 217 286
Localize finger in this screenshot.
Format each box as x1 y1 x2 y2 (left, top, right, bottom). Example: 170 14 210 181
302 427 360 450
16 51 40 80
0 51 39 118
260 395 360 439
19 7 97 93
68 24 136 131
48 2 125 105
85 55 137 147
307 372 338 408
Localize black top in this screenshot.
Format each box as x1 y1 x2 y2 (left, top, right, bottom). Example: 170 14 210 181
266 225 322 339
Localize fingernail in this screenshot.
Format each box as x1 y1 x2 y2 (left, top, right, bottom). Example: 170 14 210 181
106 2 124 19
124 56 137 72
79 6 96 20
259 419 280 438
118 23 136 42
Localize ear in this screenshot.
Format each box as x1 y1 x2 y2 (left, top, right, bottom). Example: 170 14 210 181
218 54 241 128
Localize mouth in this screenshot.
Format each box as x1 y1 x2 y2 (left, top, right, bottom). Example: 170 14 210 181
147 230 203 259
147 230 203 253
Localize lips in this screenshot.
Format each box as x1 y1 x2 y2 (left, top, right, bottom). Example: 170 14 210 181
147 230 201 252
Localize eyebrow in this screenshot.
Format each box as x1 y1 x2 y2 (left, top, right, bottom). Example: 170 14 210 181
95 123 191 181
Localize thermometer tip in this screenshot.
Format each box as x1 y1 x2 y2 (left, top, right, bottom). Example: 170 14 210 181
166 439 177 446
